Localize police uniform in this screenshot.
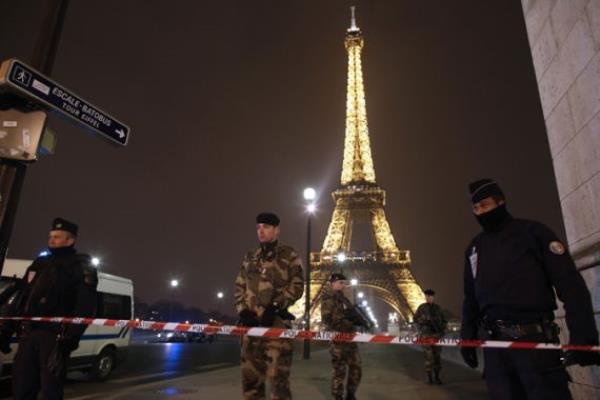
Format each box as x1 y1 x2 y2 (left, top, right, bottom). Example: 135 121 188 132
414 289 447 384
0 218 98 400
321 273 362 400
234 213 304 400
460 180 599 400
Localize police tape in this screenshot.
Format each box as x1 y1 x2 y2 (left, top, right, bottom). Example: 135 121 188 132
1 316 599 352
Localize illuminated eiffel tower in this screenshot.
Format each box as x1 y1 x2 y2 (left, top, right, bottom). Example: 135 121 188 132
293 7 425 326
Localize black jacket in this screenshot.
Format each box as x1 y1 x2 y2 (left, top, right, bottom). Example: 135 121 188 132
461 217 598 345
1 248 98 343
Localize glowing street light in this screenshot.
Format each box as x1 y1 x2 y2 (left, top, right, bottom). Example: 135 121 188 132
358 292 364 299
361 300 368 307
350 278 358 286
216 291 224 299
170 279 179 288
337 252 346 263
91 257 101 267
303 187 316 201
306 203 316 213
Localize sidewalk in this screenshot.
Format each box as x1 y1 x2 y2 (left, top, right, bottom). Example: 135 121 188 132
78 342 487 400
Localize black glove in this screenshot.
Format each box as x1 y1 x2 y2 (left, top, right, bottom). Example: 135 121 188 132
461 347 478 369
277 308 296 321
563 350 600 367
47 340 67 377
0 332 11 354
261 305 278 327
238 309 259 327
61 336 79 353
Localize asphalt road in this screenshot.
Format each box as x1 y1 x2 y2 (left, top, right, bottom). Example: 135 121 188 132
0 330 241 399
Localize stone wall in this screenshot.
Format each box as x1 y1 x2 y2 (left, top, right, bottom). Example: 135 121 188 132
521 0 600 398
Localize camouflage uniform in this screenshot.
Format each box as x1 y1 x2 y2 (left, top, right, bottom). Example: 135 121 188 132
321 287 362 400
234 242 304 400
414 302 447 377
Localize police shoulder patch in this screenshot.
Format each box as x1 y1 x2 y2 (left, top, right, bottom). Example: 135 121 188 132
549 241 566 255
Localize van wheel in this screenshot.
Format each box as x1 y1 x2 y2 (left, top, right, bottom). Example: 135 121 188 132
89 347 116 381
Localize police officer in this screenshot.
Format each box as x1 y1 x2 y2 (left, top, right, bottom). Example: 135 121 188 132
0 218 98 400
321 273 362 400
414 289 447 385
234 212 304 400
460 179 600 400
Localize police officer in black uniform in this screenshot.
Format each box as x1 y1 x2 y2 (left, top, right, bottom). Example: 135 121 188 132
460 179 600 400
0 218 98 400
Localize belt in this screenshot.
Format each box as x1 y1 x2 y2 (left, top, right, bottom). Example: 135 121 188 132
495 320 544 338
483 318 551 340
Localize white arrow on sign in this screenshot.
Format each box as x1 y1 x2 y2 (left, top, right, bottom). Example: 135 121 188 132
116 128 126 139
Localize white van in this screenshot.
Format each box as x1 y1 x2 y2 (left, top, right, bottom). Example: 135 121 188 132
0 258 134 380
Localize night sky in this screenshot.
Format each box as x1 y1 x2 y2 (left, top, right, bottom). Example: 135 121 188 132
0 1 563 319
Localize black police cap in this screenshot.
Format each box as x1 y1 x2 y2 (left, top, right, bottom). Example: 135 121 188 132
256 212 280 227
468 179 505 204
424 289 435 296
51 217 78 236
330 273 347 282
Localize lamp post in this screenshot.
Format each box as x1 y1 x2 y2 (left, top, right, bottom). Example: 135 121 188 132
350 278 358 303
216 291 224 317
303 187 316 360
169 279 179 321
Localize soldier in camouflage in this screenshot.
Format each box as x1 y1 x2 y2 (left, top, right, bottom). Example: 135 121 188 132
321 273 362 400
234 212 304 400
414 289 447 385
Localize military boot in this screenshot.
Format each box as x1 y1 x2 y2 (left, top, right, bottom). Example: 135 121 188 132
434 370 442 385
427 372 433 384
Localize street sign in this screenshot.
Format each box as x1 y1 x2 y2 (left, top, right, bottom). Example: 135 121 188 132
0 59 130 146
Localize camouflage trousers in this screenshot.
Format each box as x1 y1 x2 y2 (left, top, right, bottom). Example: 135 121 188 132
330 342 361 399
241 336 294 400
422 345 442 373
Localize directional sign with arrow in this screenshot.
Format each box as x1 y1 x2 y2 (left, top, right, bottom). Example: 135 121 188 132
0 59 130 146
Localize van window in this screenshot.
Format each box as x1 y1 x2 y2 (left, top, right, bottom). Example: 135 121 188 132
97 293 131 320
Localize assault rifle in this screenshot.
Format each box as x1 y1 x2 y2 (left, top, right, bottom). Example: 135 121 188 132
340 295 374 332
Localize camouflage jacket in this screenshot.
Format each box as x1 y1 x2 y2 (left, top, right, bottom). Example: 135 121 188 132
234 242 304 327
414 302 447 337
321 288 355 333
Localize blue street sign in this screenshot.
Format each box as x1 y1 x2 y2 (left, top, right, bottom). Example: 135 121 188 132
1 59 129 146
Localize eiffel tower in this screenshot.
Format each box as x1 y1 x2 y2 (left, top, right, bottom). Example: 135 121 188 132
294 7 425 326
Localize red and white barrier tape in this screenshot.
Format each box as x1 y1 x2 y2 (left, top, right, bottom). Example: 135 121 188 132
2 316 599 352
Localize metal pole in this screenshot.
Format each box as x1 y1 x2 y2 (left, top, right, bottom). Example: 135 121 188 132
169 289 174 322
303 214 312 359
0 0 70 275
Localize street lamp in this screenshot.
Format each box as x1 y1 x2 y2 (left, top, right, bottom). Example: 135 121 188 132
361 300 368 307
337 252 346 263
303 187 316 360
358 292 364 299
91 257 101 267
350 278 358 286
